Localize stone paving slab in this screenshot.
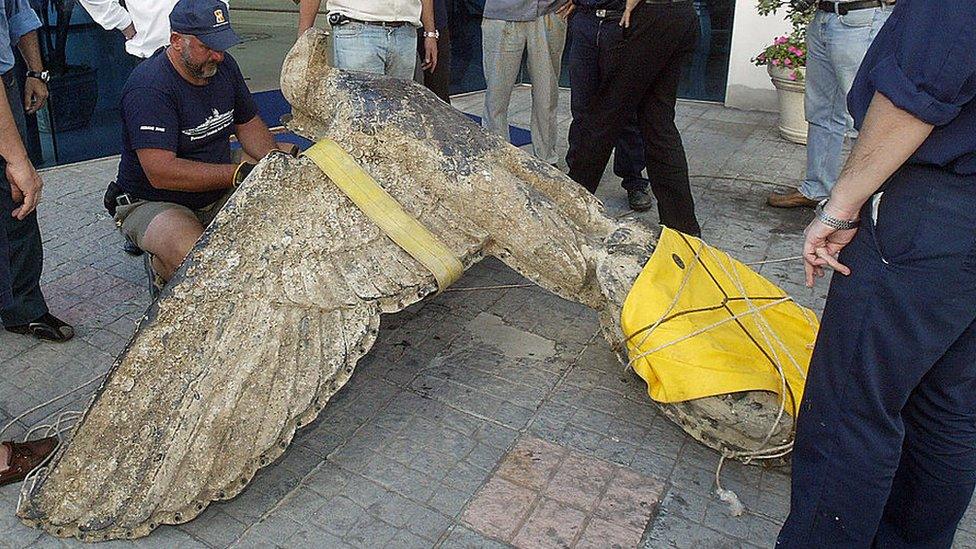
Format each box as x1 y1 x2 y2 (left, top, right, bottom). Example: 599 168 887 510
461 436 665 548
0 92 973 548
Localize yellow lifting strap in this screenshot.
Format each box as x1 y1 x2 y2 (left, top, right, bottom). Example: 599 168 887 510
302 138 464 292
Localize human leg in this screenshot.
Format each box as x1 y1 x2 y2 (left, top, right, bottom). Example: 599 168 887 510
331 22 388 75
595 16 648 192
0 78 69 340
632 3 700 234
386 24 419 79
566 11 601 171
117 200 205 283
524 13 566 164
482 18 526 141
873 322 976 548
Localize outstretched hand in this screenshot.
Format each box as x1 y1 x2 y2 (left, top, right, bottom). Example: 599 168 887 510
802 218 855 287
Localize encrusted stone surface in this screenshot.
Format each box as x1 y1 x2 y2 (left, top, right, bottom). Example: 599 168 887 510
17 30 792 541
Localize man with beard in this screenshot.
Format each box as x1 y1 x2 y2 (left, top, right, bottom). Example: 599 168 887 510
106 0 282 292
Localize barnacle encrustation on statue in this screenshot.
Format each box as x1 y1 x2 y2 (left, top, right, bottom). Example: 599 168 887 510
17 28 797 541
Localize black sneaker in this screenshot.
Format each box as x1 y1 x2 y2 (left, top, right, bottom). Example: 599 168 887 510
627 187 654 212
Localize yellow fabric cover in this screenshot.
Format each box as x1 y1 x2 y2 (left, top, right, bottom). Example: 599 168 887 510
621 228 818 416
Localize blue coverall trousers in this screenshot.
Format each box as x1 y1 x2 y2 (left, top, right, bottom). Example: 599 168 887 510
777 164 976 547
0 74 47 327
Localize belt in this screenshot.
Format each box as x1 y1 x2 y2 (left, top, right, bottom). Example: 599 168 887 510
817 0 891 15
348 17 409 28
577 6 625 18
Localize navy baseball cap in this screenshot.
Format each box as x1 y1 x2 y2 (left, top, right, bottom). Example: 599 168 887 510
170 0 240 52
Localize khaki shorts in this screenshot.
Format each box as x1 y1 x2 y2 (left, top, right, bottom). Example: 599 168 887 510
114 191 233 251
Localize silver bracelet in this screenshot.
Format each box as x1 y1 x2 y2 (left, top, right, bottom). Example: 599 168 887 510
815 199 859 230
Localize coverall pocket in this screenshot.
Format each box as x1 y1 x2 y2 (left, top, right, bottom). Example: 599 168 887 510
869 184 931 264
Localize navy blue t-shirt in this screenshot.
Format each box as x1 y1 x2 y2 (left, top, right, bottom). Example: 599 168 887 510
116 49 258 209
848 0 976 174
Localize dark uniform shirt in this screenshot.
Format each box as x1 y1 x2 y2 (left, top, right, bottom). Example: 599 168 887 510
116 49 258 210
848 0 976 174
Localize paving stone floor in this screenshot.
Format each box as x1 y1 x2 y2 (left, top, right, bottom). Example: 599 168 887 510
1 89 974 548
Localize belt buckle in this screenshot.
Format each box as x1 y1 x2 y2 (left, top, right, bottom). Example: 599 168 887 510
595 8 607 17
116 194 134 207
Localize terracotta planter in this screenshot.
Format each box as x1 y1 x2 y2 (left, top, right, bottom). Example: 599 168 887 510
768 65 807 145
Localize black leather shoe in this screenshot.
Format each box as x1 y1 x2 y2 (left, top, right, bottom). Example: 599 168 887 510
627 187 654 212
5 313 75 342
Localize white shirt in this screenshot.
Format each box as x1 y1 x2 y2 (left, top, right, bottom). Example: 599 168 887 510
327 0 422 27
77 0 228 59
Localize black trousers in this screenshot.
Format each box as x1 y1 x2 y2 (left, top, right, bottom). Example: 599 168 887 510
418 26 452 103
0 75 48 327
566 9 649 191
566 0 701 235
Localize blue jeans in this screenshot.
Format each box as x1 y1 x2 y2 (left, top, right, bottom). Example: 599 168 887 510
566 10 648 191
331 21 418 79
800 6 891 200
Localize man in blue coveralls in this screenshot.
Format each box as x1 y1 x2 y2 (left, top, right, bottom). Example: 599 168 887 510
778 0 976 546
0 0 74 342
0 3 59 487
564 0 652 211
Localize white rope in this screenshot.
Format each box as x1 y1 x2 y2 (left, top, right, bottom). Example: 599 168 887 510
0 372 105 442
0 373 105 511
743 255 804 266
444 283 536 292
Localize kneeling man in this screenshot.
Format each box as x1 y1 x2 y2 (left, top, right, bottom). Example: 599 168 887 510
110 0 281 288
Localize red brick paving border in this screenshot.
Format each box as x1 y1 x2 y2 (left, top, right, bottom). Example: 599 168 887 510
462 436 666 548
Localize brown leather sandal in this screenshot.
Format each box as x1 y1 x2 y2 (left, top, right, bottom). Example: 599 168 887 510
0 437 59 487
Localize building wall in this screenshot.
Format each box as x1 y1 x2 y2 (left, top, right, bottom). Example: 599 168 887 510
724 2 792 111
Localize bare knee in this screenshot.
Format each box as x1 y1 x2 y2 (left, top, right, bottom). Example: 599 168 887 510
141 210 204 281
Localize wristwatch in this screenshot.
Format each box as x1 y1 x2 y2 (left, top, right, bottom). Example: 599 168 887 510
423 29 439 39
815 199 859 230
26 70 50 83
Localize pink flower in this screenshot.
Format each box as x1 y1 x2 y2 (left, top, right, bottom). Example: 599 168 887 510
789 71 798 80
772 59 780 66
774 36 788 45
784 58 792 66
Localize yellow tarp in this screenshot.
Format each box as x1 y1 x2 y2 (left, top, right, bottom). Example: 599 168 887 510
621 228 818 416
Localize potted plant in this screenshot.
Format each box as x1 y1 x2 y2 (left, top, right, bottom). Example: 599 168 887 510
31 0 98 132
752 0 813 144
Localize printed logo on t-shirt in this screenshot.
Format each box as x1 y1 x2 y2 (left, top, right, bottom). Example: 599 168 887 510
182 108 234 141
140 125 167 133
